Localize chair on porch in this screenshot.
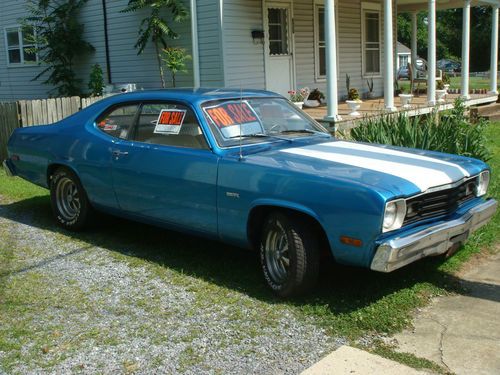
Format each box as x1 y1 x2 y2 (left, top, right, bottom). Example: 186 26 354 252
408 61 443 96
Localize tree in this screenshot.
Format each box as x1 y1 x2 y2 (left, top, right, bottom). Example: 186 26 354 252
398 7 494 72
121 0 189 88
24 0 95 96
162 47 191 87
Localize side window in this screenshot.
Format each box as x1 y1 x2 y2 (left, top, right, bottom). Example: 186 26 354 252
96 104 139 139
133 103 208 149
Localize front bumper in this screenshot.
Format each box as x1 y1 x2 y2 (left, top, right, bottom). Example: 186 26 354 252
371 199 498 272
2 159 15 177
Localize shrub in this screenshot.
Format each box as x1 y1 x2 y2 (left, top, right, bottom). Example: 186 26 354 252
349 98 491 161
88 64 104 97
348 88 361 101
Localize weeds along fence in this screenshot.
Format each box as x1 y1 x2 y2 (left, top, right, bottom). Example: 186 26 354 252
0 96 102 161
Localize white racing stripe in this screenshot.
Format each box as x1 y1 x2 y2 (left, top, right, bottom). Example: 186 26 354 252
282 141 469 192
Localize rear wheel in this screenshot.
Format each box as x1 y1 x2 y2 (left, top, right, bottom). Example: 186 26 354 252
259 212 319 297
50 168 93 230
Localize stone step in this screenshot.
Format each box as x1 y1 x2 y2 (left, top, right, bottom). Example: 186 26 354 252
476 102 500 116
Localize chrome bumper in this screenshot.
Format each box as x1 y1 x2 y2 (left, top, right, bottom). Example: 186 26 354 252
2 160 15 177
371 199 498 272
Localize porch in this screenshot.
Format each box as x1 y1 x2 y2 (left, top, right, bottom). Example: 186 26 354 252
304 93 498 130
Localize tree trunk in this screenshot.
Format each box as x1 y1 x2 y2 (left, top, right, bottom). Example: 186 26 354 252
155 42 166 88
172 73 176 88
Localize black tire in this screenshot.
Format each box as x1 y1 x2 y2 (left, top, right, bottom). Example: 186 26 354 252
259 212 319 297
49 167 93 230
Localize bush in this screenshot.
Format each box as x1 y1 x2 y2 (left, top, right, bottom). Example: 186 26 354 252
349 98 491 161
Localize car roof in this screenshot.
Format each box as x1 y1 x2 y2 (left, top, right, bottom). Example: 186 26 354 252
100 88 284 106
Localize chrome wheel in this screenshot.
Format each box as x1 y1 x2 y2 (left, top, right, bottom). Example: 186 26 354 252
264 223 290 284
55 177 81 221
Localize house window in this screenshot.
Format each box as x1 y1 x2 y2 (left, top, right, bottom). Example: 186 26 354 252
399 55 409 69
362 9 381 76
268 8 289 55
5 26 37 65
314 4 339 81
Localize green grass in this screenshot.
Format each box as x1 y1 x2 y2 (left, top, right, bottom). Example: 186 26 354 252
0 123 499 373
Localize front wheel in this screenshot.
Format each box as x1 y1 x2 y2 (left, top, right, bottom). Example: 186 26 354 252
259 212 319 297
50 168 93 230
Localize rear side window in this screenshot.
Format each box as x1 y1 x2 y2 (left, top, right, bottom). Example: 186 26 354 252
133 103 208 149
96 104 139 139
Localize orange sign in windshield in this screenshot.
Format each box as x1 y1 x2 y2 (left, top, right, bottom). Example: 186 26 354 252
205 102 258 128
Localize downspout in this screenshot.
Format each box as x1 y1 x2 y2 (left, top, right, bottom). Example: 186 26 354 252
190 0 200 88
101 0 112 84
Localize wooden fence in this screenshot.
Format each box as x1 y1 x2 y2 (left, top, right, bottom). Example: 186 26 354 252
18 96 102 126
0 96 103 163
0 102 19 161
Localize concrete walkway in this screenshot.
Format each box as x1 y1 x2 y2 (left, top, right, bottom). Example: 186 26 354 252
301 346 431 375
394 252 500 375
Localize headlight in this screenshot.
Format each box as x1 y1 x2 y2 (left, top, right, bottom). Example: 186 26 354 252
383 199 406 232
476 171 490 197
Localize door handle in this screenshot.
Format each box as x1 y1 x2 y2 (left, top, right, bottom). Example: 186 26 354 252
112 150 129 157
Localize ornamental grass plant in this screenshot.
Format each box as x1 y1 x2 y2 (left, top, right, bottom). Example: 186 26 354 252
349 98 491 161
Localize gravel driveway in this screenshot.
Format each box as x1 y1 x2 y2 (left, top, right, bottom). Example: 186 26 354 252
0 195 341 374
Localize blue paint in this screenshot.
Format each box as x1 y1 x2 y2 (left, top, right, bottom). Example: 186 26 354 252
5 89 492 270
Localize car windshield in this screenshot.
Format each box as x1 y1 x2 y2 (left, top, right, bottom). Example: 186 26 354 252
201 97 330 147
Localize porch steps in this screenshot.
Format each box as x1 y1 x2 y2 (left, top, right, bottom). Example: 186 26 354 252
474 102 500 122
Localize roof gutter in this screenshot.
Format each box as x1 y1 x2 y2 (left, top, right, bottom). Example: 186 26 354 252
190 0 200 88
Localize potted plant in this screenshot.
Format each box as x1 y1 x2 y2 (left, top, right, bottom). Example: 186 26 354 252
365 78 374 99
436 80 447 103
346 88 362 116
304 88 325 107
442 73 451 93
398 87 413 109
288 87 309 109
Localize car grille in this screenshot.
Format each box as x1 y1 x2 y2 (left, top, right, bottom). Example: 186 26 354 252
403 179 477 226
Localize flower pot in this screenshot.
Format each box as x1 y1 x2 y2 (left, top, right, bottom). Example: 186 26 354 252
303 99 320 108
398 94 413 109
444 84 450 93
293 101 304 109
436 89 447 103
346 100 362 116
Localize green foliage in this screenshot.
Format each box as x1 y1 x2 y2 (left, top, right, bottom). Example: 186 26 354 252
350 98 491 161
161 47 191 87
121 0 189 88
347 88 360 101
442 72 451 85
345 74 351 93
88 64 104 97
23 0 95 96
398 7 493 71
436 80 445 90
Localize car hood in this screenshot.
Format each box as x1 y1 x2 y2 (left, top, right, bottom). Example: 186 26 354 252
242 139 487 198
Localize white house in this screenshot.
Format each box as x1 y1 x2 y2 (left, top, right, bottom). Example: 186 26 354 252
397 41 411 70
1 0 499 122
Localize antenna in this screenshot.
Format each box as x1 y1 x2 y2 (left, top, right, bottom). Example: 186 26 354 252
239 84 243 161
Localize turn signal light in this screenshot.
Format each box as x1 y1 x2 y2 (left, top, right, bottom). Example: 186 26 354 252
340 236 363 247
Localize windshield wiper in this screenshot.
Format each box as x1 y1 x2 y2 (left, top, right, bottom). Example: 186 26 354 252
228 133 292 142
278 129 329 136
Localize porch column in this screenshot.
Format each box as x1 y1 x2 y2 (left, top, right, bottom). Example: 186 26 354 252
383 0 396 111
461 0 471 99
427 0 437 105
489 4 499 94
324 0 341 121
411 12 418 70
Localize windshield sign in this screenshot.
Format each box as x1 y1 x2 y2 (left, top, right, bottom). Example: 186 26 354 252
201 98 329 147
203 101 264 138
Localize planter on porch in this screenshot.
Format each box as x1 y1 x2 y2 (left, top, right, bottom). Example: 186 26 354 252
346 100 362 116
398 94 413 109
436 89 447 103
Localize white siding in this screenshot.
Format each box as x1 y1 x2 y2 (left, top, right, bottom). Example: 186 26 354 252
222 0 265 89
197 0 225 86
0 0 193 100
0 1 55 100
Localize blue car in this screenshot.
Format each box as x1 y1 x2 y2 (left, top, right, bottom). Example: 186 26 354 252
3 89 497 297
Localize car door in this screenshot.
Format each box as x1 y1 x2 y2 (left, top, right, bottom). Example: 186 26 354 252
109 101 219 235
